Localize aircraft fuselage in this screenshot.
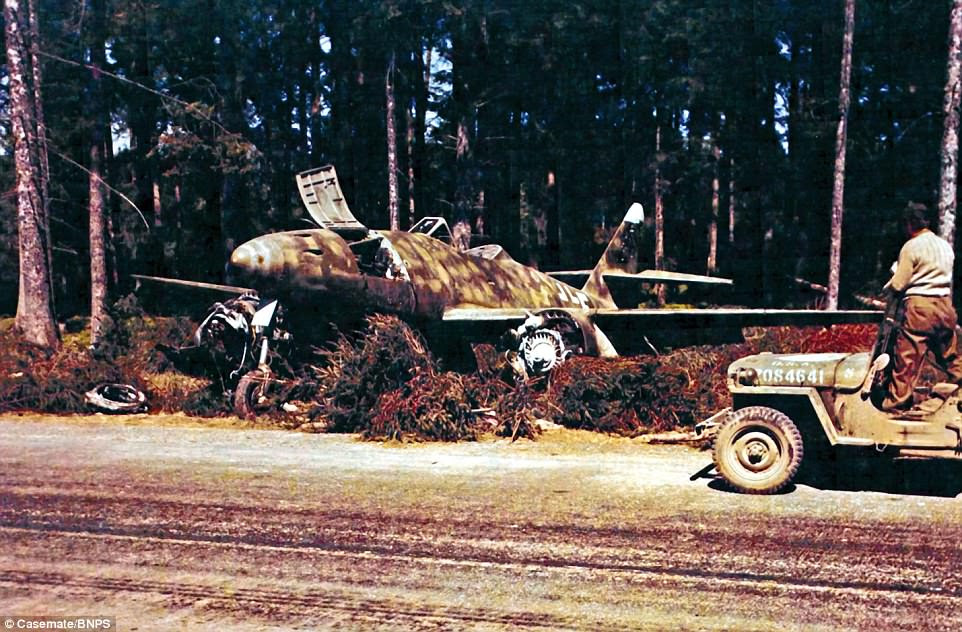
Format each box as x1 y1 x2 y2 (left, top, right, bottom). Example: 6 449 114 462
226 228 602 321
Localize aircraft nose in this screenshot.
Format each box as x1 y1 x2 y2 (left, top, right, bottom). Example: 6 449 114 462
229 245 254 271
227 243 267 283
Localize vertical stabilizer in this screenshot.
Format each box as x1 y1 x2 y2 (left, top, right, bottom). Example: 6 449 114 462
581 203 645 306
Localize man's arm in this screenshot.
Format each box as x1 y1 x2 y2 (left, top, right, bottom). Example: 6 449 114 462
884 245 913 293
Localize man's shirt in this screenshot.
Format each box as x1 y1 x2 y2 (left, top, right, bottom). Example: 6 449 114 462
885 229 954 297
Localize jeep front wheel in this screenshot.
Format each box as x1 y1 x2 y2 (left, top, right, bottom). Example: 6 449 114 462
713 406 804 494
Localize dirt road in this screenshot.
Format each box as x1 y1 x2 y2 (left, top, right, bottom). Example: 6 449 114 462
2 416 962 630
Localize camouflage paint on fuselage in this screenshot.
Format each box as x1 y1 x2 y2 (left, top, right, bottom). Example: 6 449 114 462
227 228 359 290
382 231 608 316
226 227 609 323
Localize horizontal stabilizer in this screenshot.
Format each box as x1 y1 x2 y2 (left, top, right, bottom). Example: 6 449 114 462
545 271 591 285
548 269 733 287
613 270 733 285
131 274 253 295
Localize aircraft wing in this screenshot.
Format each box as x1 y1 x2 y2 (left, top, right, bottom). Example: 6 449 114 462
588 307 880 329
442 306 881 352
131 274 254 295
442 306 880 327
547 269 733 287
592 307 881 351
442 307 531 325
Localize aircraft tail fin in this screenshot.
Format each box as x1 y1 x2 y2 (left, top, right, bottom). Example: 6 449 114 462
581 203 646 305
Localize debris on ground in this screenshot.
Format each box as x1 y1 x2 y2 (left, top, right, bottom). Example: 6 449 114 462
309 314 439 434
545 356 692 435
84 383 148 414
367 370 478 441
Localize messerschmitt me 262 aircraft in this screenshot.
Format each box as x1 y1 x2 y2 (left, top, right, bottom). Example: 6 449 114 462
135 166 879 417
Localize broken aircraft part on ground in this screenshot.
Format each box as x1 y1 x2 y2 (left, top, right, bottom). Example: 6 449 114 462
84 383 148 414
157 292 292 389
134 165 881 416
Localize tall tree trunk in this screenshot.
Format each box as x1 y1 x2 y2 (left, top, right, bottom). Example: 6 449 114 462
654 123 666 306
89 142 107 344
787 31 801 236
28 0 53 309
27 0 47 224
708 144 720 275
87 0 108 346
215 0 245 255
728 157 736 245
451 8 487 248
6 0 59 349
326 2 354 198
153 182 162 227
545 169 559 268
299 59 310 157
406 99 416 228
415 45 431 219
103 115 119 287
939 0 962 246
452 119 473 250
475 189 485 235
385 51 400 230
519 181 531 263
827 0 856 311
130 3 155 249
308 8 322 166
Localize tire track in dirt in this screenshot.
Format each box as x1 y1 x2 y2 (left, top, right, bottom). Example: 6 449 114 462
5 423 962 629
0 568 598 631
2 522 961 602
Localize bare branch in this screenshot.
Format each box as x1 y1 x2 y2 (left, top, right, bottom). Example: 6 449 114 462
35 48 235 137
47 145 150 229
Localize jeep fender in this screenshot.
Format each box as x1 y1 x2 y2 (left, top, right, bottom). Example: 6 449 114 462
730 386 873 447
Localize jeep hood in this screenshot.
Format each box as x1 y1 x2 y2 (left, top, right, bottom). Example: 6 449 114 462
728 351 871 390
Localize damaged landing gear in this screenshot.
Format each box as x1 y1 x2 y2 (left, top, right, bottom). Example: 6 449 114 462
234 369 274 419
228 299 292 419
164 294 293 418
507 309 618 378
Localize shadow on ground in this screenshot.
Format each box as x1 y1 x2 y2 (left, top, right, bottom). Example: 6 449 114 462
698 448 962 498
799 449 962 497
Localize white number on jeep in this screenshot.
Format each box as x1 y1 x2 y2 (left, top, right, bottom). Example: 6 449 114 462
758 368 825 384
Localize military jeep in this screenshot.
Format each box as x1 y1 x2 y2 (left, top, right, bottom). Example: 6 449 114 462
712 348 962 494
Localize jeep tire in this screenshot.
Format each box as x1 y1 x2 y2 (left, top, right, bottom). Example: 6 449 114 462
713 406 804 494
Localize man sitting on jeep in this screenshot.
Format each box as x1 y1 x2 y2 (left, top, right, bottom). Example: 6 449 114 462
881 202 962 411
